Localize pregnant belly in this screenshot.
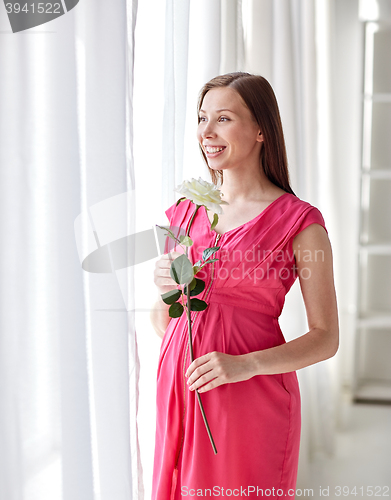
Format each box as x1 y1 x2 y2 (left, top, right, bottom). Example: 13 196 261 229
191 301 286 357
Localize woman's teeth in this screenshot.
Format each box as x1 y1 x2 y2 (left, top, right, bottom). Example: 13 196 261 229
205 146 225 153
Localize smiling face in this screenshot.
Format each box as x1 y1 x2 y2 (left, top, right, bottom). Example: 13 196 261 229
197 86 264 174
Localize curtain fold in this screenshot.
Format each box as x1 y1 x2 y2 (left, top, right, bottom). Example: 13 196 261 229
182 0 222 181
126 1 143 497
220 0 243 73
0 0 141 498
161 0 190 213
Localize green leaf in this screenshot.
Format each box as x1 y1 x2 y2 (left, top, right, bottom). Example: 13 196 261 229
169 302 184 318
192 260 202 275
210 213 219 230
204 258 219 264
176 197 186 206
161 289 181 305
190 279 205 297
170 254 194 285
189 298 208 311
179 235 193 247
156 224 181 244
184 278 205 297
202 246 220 262
183 278 196 295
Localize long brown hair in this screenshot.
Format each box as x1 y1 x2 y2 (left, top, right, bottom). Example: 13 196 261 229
197 72 295 196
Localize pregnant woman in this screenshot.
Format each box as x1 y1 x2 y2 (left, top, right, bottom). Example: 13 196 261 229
150 72 339 499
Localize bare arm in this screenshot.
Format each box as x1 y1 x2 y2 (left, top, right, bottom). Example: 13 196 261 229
185 223 339 392
149 294 171 340
149 251 184 339
246 222 339 373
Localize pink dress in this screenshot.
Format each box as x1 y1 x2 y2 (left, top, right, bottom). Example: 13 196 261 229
152 192 327 499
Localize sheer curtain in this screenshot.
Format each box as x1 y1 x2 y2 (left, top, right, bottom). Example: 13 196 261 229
0 0 141 499
134 0 344 494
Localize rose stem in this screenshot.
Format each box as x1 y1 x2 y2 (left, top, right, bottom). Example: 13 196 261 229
185 205 217 455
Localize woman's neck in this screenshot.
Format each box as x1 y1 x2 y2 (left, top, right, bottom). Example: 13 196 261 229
218 169 280 203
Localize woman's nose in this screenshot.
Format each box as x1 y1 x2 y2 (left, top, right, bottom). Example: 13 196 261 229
201 121 216 138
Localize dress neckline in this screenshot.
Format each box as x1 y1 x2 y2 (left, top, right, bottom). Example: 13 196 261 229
202 192 292 237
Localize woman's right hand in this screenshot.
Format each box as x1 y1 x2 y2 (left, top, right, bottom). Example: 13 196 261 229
153 251 184 297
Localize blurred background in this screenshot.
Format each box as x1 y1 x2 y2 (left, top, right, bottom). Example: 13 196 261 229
0 0 390 499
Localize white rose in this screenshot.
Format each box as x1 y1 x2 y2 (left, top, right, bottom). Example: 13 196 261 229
175 177 229 214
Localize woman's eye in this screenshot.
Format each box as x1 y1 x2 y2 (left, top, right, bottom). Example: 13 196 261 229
198 116 229 123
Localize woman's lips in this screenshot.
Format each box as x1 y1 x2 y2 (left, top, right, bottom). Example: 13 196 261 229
204 146 226 158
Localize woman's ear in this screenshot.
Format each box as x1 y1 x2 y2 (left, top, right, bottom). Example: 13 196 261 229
257 131 264 143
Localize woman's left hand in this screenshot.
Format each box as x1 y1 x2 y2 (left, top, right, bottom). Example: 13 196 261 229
185 351 255 393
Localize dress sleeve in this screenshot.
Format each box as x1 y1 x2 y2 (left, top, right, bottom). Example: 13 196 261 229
162 198 193 254
282 205 329 292
163 202 178 254
295 206 328 237
165 202 177 226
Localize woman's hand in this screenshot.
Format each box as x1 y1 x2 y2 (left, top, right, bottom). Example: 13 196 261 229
150 250 186 339
185 351 256 393
153 250 184 296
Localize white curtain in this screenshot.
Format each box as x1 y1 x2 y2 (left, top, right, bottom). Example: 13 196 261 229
0 0 142 499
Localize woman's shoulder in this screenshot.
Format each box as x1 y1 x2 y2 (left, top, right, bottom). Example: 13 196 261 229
286 194 328 236
165 198 192 226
